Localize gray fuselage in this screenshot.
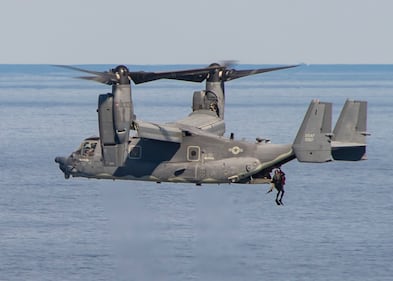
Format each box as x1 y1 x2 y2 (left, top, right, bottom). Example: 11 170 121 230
57 133 294 184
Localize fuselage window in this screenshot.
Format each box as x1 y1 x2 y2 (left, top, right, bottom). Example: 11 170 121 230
128 145 142 159
187 146 200 161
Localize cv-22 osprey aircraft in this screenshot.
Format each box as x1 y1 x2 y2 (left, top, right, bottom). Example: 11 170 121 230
55 63 369 185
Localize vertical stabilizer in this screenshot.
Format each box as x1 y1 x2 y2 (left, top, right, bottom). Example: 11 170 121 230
331 100 369 161
293 100 332 162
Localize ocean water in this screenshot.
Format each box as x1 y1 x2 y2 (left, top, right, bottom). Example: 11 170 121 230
0 64 392 281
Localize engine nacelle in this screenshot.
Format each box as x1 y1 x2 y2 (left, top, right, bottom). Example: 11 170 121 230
112 84 135 144
97 84 135 166
192 90 220 116
98 94 116 145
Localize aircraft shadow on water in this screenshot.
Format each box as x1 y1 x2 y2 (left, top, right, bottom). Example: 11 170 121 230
55 63 369 185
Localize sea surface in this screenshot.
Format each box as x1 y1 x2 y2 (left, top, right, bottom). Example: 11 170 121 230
0 64 392 281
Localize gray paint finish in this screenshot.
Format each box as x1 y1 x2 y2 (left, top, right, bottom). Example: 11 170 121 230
55 64 369 184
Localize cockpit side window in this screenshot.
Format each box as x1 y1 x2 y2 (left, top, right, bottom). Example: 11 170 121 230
81 141 97 157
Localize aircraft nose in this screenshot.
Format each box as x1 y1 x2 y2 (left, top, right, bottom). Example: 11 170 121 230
55 156 71 179
55 156 66 165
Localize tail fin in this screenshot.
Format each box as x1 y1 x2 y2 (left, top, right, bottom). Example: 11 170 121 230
293 100 332 163
331 100 369 161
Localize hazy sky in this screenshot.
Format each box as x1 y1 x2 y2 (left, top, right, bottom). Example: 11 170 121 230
1 0 392 64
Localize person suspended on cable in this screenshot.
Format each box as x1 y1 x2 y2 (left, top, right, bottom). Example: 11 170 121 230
267 168 286 205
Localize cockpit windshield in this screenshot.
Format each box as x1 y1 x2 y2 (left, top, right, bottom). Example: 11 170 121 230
79 140 97 157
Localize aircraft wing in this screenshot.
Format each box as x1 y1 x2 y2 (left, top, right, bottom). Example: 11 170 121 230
134 110 225 143
135 120 183 143
172 110 225 136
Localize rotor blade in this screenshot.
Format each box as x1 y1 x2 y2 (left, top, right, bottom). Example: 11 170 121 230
131 64 299 84
130 72 209 84
54 65 108 76
224 65 299 81
129 65 221 84
54 65 116 84
77 75 115 85
219 60 238 68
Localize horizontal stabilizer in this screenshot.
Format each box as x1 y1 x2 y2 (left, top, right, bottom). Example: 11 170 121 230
332 100 369 161
293 100 332 163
